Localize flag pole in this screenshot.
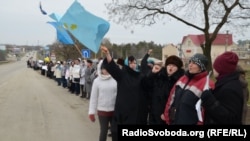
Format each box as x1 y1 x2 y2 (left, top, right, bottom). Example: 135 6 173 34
74 44 83 57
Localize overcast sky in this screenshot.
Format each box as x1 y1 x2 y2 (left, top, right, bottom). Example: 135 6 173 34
0 0 249 46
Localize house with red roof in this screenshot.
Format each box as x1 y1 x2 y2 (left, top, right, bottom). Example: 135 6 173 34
162 33 238 66
181 33 236 59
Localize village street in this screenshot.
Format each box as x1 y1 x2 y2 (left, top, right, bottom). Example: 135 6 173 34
0 55 111 141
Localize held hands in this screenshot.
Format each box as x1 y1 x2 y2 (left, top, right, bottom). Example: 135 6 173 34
200 71 212 99
152 64 161 73
203 71 212 91
101 45 112 62
148 49 153 55
89 114 95 122
160 114 166 121
101 46 109 54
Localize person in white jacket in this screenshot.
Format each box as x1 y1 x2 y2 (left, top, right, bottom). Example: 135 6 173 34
68 61 75 92
88 61 117 141
54 61 62 86
72 59 81 95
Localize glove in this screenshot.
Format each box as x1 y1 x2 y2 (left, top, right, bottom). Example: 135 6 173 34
89 114 95 122
152 65 161 73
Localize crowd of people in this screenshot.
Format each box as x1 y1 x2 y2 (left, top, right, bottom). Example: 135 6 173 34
101 46 249 141
38 59 100 98
27 48 249 141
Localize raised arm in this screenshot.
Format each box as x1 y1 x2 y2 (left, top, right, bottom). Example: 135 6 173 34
141 49 153 75
101 46 112 63
101 46 122 82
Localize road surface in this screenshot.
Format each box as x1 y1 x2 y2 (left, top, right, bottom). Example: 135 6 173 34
0 54 110 141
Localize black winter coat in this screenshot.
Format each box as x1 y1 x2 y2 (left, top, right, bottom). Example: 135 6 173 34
201 71 243 124
146 67 184 124
102 58 148 131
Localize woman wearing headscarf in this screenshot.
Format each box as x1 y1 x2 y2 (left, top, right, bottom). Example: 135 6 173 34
101 46 148 141
162 53 215 125
201 51 244 124
146 55 185 125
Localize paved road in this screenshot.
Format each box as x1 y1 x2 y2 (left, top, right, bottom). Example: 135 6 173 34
0 54 111 141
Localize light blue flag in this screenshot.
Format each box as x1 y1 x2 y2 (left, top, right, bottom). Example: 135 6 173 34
49 13 62 22
59 0 110 53
47 22 74 45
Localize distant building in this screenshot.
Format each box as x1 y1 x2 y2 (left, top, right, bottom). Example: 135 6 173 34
12 47 21 54
232 43 250 65
162 33 238 67
161 43 180 65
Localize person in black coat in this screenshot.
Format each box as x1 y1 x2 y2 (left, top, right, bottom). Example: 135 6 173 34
201 51 243 124
139 49 155 124
101 46 148 141
146 55 185 125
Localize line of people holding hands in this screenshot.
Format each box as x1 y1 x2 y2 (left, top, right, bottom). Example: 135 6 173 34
87 46 248 141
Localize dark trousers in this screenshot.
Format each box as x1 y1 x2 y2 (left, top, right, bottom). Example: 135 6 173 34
61 76 67 88
56 78 61 86
80 84 86 97
98 115 113 141
70 82 75 93
75 82 80 95
41 69 45 75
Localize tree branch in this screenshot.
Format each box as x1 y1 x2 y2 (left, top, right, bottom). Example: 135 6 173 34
131 4 204 31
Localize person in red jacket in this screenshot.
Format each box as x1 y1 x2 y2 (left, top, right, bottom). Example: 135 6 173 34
161 53 215 125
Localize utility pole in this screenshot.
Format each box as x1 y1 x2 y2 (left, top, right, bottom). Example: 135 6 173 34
177 43 185 59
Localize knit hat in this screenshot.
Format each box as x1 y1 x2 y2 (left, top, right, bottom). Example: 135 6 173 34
213 51 238 75
165 55 183 69
189 53 208 71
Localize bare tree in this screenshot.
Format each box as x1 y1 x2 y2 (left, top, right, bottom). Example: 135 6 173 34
105 0 250 71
